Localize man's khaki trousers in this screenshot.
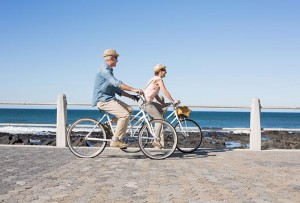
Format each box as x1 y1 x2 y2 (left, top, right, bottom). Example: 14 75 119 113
97 99 133 141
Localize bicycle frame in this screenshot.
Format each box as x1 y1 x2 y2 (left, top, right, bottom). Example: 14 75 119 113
165 104 189 137
103 108 151 137
85 96 158 142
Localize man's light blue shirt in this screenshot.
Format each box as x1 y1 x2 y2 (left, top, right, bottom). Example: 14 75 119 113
92 64 123 106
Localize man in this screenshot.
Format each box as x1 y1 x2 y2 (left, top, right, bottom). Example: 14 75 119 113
92 49 143 148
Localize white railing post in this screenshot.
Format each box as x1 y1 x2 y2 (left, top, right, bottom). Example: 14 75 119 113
56 94 67 147
250 98 261 150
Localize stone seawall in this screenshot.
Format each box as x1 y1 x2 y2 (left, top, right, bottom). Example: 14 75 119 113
1 130 299 149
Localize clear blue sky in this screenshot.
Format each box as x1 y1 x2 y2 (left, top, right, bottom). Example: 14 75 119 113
0 0 299 108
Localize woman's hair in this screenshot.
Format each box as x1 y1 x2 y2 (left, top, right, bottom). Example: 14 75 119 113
153 64 166 76
154 70 161 76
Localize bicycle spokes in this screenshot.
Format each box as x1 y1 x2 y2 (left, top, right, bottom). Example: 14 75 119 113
138 119 177 160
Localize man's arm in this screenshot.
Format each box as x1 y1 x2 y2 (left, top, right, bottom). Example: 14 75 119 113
120 83 143 95
122 91 139 101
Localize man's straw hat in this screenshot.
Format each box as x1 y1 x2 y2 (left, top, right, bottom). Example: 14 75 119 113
103 49 119 58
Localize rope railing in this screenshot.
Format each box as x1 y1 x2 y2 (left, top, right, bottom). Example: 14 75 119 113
53 103 300 110
0 102 56 105
1 102 299 110
0 123 56 127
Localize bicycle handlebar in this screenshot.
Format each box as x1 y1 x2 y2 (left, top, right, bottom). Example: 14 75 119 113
168 101 181 107
132 94 181 108
132 94 147 103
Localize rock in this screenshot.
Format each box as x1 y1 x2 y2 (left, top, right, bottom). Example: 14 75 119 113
10 135 23 144
42 139 56 146
22 139 30 145
0 135 11 144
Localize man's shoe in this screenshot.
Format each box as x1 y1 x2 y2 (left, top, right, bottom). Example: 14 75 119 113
152 140 163 149
110 140 129 148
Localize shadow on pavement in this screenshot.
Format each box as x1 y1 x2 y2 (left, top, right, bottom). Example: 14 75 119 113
95 148 233 160
170 148 233 159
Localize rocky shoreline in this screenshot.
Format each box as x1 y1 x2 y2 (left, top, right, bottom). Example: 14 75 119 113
0 130 299 149
0 132 56 146
202 130 300 150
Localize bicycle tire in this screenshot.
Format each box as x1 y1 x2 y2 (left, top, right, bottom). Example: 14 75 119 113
138 119 177 160
67 118 107 158
175 119 202 153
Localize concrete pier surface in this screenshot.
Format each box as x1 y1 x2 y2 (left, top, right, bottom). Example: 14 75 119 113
0 146 299 203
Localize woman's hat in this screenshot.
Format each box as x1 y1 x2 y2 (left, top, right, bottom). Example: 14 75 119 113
154 64 167 72
103 49 119 58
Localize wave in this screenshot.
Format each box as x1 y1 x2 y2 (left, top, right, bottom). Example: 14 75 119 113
0 126 56 134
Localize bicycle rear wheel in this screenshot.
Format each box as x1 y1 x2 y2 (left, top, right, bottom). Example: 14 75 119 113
67 118 107 158
138 119 177 160
175 119 202 153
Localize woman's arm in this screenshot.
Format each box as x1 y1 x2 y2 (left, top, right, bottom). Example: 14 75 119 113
157 80 178 103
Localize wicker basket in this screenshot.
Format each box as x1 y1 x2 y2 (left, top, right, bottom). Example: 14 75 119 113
176 106 192 118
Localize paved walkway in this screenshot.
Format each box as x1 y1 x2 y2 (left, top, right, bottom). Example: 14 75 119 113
0 146 299 203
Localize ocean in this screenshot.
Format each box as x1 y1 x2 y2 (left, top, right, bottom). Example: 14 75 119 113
0 108 299 131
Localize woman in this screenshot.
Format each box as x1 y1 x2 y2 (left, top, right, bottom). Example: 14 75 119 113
143 64 179 148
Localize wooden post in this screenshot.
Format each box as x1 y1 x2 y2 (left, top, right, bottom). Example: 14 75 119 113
250 98 261 150
56 94 67 147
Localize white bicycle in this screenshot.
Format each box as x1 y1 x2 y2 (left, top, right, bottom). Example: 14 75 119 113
67 95 178 160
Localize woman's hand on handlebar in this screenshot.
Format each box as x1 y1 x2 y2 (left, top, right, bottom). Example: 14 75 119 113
164 100 180 107
173 100 181 106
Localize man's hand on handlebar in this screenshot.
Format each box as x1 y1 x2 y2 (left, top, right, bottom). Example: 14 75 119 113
131 95 140 102
133 89 143 95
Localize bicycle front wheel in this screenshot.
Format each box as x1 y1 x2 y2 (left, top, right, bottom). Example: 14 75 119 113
175 119 202 153
138 119 177 160
67 118 107 158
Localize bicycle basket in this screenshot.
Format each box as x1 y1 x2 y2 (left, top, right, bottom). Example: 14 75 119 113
176 106 192 118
